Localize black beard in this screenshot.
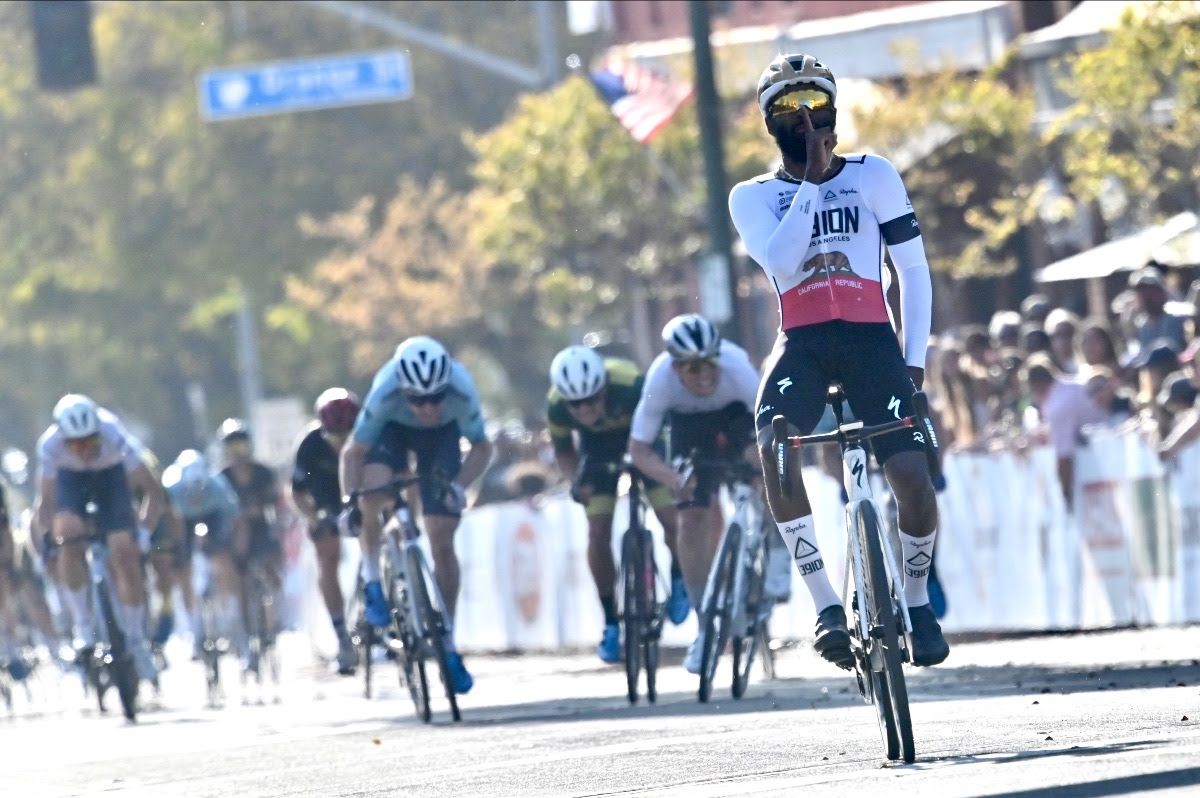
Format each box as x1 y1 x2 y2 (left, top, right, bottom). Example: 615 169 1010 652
771 127 808 164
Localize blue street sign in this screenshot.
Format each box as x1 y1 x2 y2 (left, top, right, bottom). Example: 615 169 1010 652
199 50 412 121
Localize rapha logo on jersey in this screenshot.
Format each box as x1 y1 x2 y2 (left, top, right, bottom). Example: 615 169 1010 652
823 190 837 202
777 377 793 394
839 187 859 196
887 395 902 420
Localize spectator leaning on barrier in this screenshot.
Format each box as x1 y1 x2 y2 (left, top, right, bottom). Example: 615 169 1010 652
1160 342 1200 460
1128 267 1188 357
1132 339 1183 421
1022 354 1106 510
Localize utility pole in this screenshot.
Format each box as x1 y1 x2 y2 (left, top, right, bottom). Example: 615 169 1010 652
688 0 741 339
234 282 264 426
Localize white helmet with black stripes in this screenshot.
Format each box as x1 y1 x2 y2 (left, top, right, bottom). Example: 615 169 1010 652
393 336 451 396
53 393 101 440
662 313 721 360
549 345 606 402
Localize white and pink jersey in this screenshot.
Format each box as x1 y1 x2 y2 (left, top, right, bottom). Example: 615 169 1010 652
728 153 932 367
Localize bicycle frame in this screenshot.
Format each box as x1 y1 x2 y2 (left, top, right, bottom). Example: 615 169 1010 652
837 437 912 653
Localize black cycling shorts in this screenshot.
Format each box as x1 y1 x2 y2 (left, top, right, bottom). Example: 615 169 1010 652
755 321 924 466
670 402 754 508
55 464 137 535
365 420 464 517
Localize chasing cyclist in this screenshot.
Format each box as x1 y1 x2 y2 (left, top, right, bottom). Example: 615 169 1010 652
728 54 949 668
218 420 285 604
291 387 361 675
340 336 492 695
33 394 166 682
547 345 685 664
162 450 246 665
627 314 775 674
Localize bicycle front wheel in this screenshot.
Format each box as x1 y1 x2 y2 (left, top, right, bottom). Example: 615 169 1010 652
95 580 138 722
389 566 431 723
621 529 643 705
408 547 460 723
855 501 914 763
641 530 659 705
731 535 767 699
699 523 739 703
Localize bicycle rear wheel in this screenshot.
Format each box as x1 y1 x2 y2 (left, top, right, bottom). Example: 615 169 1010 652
95 581 138 722
409 547 461 723
699 523 739 703
621 529 642 704
855 501 914 763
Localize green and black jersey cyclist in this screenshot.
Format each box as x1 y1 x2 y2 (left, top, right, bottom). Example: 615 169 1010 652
546 346 686 664
728 53 948 668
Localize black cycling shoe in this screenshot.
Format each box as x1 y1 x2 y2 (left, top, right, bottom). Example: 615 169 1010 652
908 603 950 666
813 604 854 669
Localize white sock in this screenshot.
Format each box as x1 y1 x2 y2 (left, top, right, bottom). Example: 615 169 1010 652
360 553 382 583
776 516 840 612
120 602 147 643
65 586 94 639
900 530 936 607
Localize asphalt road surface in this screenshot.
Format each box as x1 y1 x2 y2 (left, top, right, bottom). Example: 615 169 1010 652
2 626 1199 797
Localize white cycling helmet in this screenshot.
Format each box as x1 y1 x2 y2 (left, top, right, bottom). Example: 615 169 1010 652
394 336 451 396
550 345 606 401
53 394 100 440
176 450 209 490
757 53 837 117
662 313 721 360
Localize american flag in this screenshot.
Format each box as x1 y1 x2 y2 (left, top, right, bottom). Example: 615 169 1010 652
587 57 693 144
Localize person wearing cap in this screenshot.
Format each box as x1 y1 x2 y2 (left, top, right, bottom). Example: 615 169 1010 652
1020 294 1052 327
1133 338 1183 418
1044 308 1081 376
988 310 1023 350
1022 355 1106 510
1129 266 1188 357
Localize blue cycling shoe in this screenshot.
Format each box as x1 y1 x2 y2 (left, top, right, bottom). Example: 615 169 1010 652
5 658 30 682
446 651 474 694
152 612 174 648
363 580 392 628
597 622 621 664
667 574 690 625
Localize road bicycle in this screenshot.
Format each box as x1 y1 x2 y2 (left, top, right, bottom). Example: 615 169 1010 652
79 501 140 722
617 457 667 705
241 556 280 699
691 457 776 703
350 475 461 723
771 386 940 763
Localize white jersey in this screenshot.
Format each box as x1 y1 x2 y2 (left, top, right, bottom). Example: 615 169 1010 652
37 407 145 479
728 153 933 367
630 341 761 443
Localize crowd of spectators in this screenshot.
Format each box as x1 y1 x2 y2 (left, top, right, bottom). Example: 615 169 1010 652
925 263 1200 506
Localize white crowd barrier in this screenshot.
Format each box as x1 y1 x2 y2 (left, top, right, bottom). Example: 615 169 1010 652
292 429 1200 654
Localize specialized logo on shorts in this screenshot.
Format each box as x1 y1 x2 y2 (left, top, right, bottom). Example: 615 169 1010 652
888 395 902 420
776 377 793 394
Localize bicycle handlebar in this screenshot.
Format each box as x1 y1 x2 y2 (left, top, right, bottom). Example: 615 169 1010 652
771 390 943 498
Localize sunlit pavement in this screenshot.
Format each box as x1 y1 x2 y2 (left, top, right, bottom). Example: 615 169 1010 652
2 627 1199 797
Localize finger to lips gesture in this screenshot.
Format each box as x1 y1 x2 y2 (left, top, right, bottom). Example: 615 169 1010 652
799 107 835 182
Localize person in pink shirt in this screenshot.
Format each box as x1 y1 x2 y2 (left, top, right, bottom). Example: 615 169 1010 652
1022 354 1106 510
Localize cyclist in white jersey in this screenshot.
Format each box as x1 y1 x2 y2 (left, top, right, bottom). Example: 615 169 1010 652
34 394 167 681
728 54 948 668
629 314 778 674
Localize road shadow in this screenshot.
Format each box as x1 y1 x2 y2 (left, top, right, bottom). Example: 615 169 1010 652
442 659 1200 728
976 764 1200 797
